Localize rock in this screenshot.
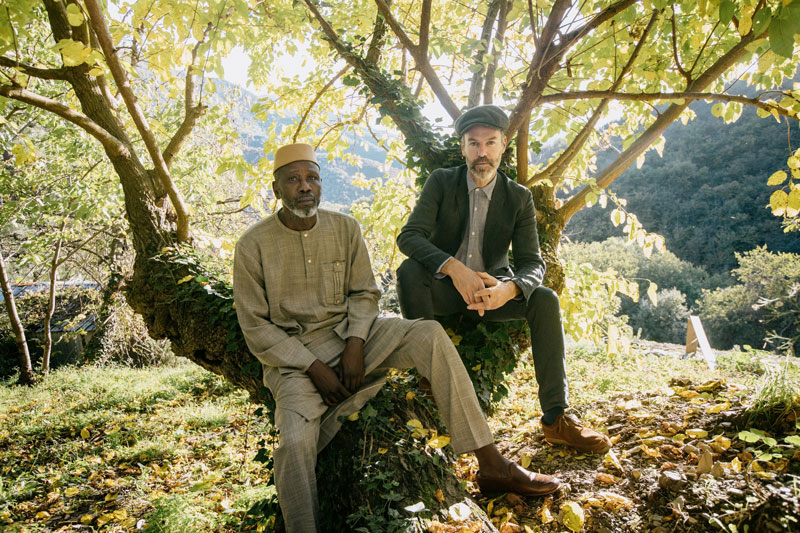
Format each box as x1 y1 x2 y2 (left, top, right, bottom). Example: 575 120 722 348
658 470 687 491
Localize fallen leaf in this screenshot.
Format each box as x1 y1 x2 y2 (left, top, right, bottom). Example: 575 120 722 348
560 501 585 532
595 472 617 484
697 450 713 474
434 489 444 504
520 453 532 469
686 429 708 438
603 449 624 472
705 402 730 414
80 427 90 439
64 487 80 497
449 502 471 522
539 496 555 524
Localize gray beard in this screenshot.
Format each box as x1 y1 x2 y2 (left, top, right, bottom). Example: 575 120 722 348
282 200 318 219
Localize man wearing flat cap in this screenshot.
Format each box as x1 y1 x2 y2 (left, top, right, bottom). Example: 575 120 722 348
396 105 612 454
234 142 562 532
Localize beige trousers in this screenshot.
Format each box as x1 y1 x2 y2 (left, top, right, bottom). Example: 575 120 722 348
269 319 494 532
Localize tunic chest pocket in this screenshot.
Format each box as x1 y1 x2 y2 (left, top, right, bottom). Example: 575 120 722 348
322 260 345 305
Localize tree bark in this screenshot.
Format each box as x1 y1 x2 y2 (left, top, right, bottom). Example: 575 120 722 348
40 233 63 374
0 251 35 385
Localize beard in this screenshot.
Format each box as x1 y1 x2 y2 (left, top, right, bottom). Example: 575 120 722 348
467 156 499 182
282 195 319 218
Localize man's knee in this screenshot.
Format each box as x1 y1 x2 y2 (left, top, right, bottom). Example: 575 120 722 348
527 286 561 319
397 258 427 290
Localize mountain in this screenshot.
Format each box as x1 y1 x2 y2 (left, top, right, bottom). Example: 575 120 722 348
214 79 400 207
565 100 800 274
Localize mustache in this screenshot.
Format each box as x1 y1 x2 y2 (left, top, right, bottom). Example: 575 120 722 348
472 157 493 165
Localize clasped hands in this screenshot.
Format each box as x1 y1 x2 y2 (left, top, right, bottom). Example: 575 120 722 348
442 258 520 316
306 337 365 406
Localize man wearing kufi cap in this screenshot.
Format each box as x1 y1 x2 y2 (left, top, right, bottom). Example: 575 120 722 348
234 142 561 532
397 105 612 455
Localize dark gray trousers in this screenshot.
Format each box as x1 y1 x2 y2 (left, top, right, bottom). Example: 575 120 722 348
396 258 569 412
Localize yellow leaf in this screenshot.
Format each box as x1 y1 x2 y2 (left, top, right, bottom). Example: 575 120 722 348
540 498 555 524
595 472 617 484
641 444 660 458
711 435 732 452
88 67 104 76
435 489 444 504
520 453 532 469
679 390 700 399
177 275 194 284
706 402 730 414
686 428 708 438
346 411 359 421
770 169 790 187
427 435 451 449
80 514 94 525
730 457 742 472
603 449 624 472
770 190 789 215
96 513 114 527
66 3 84 26
377 447 388 454
81 427 90 439
65 487 80 497
788 156 800 170
113 509 128 520
405 391 416 400
787 189 800 217
560 501 585 532
738 6 753 36
35 511 51 520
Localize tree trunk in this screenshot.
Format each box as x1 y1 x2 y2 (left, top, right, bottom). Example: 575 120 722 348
41 234 63 374
0 251 35 385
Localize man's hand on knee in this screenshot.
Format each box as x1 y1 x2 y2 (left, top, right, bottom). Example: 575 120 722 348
306 359 351 406
468 272 520 316
441 258 485 306
339 337 365 392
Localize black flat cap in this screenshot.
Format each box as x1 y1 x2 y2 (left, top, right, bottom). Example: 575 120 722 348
454 104 509 137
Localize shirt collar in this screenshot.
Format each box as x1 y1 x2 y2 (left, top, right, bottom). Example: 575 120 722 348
466 171 498 200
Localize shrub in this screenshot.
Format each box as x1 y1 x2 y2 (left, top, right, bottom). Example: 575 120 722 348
631 288 690 344
697 247 800 353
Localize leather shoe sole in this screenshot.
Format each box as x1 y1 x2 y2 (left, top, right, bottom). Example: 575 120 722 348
476 462 561 497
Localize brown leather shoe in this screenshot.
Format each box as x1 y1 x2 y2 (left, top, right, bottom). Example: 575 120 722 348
476 462 561 497
542 413 612 453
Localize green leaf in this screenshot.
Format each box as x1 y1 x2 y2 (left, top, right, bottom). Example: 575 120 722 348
752 7 772 36
767 170 788 185
769 12 796 58
785 435 800 447
66 3 84 26
711 103 724 117
719 0 735 26
738 430 761 443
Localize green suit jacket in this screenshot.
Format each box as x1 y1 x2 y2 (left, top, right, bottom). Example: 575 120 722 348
397 164 546 301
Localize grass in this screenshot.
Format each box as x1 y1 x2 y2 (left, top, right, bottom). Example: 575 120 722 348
0 360 273 532
1 343 797 531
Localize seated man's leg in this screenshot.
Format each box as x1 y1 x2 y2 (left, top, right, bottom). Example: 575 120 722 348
523 287 611 453
371 318 560 496
396 258 465 320
524 286 569 420
273 407 321 533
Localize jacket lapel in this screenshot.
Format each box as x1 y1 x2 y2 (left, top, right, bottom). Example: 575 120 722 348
482 171 507 261
454 167 469 247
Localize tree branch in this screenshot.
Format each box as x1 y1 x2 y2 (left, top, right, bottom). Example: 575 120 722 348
670 13 691 84
483 0 509 104
468 0 501 108
0 83 129 157
516 111 530 184
291 65 351 143
559 29 766 223
418 0 432 57
163 42 208 168
530 9 660 188
84 0 190 242
537 90 797 118
0 56 69 80
372 0 460 119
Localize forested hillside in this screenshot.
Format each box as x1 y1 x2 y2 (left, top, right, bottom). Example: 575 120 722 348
566 101 800 273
